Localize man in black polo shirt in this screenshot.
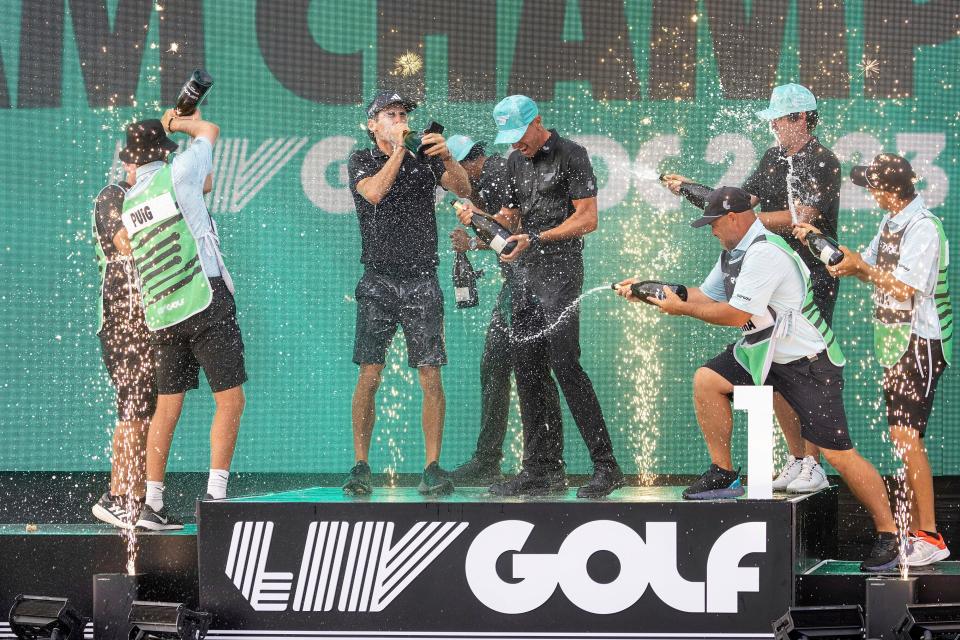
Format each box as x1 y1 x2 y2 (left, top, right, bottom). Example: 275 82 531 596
663 83 841 493
457 95 624 498
446 136 564 485
344 91 471 496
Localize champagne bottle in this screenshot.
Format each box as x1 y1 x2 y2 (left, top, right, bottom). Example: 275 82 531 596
174 69 214 116
404 121 444 160
660 174 711 210
453 251 481 308
806 232 844 266
612 280 688 305
453 202 518 256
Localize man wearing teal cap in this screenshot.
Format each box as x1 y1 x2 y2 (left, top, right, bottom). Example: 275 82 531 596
456 95 624 498
662 82 842 497
446 133 565 487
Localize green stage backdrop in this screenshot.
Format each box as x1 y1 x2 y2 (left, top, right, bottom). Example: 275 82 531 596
0 0 958 475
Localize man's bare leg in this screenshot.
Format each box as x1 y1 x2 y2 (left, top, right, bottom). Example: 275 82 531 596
891 425 936 532
821 447 896 533
418 366 445 466
146 393 185 483
210 385 245 471
111 419 150 498
693 367 734 470
351 364 384 462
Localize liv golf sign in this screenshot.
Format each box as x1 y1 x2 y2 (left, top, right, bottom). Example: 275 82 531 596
198 499 799 635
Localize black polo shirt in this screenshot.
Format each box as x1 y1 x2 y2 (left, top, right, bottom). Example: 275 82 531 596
348 146 447 276
504 129 598 258
741 136 841 299
94 181 136 307
471 153 510 216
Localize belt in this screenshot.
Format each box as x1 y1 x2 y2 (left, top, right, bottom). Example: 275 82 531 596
787 350 826 366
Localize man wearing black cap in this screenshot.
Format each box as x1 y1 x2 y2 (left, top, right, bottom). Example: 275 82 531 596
117 111 247 530
662 83 841 495
343 91 470 496
446 136 564 486
615 186 899 572
797 154 952 566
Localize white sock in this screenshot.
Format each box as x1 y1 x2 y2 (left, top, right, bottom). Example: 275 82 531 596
207 469 229 500
145 481 165 511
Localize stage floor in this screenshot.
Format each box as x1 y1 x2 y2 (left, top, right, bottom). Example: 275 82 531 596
807 559 960 576
224 485 815 503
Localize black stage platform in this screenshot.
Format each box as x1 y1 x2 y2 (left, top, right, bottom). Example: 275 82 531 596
3 482 960 639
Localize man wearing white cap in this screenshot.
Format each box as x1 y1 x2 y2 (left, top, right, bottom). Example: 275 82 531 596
664 83 842 495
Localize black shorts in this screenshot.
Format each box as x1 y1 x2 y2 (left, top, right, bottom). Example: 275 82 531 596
703 343 853 451
149 278 247 394
882 335 947 436
99 303 157 421
353 270 446 368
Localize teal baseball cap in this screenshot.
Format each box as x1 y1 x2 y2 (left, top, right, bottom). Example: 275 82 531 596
755 83 817 120
492 95 539 144
446 135 479 162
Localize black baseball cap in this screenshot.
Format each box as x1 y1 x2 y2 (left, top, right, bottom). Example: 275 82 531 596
366 91 417 118
691 186 754 228
118 119 178 165
850 153 917 198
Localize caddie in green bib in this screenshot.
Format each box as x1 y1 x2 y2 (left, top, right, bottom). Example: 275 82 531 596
725 233 845 385
871 214 953 368
121 163 212 330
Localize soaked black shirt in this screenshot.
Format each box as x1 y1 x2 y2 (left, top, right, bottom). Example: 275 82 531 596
348 146 446 276
742 136 841 317
504 130 598 258
470 153 510 216
94 181 137 309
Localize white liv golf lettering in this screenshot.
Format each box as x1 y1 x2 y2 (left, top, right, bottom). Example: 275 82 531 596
225 521 469 612
465 520 767 614
225 519 766 616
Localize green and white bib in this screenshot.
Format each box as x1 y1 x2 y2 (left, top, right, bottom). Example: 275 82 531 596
872 213 953 367
121 164 212 330
723 234 845 385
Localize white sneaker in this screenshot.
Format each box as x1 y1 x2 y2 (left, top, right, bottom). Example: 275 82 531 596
786 456 829 493
772 455 802 491
903 531 951 566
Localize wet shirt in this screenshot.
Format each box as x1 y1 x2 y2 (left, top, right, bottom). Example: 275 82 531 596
861 195 944 340
504 130 598 258
742 136 840 288
701 219 827 363
349 146 447 276
94 181 137 308
470 153 510 216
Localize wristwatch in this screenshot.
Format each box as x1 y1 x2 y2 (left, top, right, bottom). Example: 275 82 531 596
468 236 479 251
527 231 541 252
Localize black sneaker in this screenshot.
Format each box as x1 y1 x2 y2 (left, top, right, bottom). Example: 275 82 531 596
135 503 184 531
342 461 373 496
682 464 745 500
418 462 455 496
489 468 567 497
92 492 140 529
577 464 626 499
450 456 505 485
860 532 901 573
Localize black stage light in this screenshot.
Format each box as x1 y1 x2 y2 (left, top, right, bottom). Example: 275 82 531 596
7 595 87 640
893 603 960 639
127 601 211 640
773 604 866 639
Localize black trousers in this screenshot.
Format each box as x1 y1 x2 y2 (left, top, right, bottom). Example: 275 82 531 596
511 253 617 473
472 279 564 465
